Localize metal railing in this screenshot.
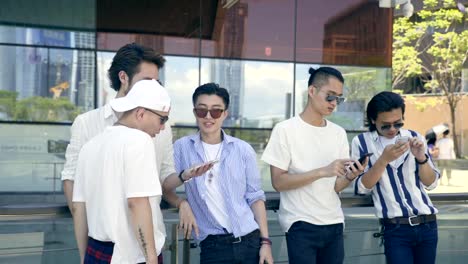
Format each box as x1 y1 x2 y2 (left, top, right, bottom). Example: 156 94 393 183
1 193 468 263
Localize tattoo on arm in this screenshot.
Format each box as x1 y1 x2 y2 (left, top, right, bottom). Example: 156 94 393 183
138 227 148 258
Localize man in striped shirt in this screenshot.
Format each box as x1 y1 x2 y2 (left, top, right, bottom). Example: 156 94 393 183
351 91 440 264
163 83 274 264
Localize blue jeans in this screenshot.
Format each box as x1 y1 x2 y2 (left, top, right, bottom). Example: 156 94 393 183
383 221 438 264
286 221 344 264
199 229 260 264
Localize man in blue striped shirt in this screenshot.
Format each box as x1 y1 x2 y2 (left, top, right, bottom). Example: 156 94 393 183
351 91 440 264
163 83 274 264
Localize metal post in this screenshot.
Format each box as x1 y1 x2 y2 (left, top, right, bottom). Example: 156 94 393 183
170 224 179 264
183 239 190 264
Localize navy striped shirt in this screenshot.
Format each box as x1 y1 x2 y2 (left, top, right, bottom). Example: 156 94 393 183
174 131 266 241
351 129 440 219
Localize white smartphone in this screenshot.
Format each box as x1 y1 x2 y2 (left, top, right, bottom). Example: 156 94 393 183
191 159 219 171
396 136 410 145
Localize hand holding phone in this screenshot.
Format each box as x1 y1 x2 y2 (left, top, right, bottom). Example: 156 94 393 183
191 159 219 172
352 153 373 170
396 136 410 145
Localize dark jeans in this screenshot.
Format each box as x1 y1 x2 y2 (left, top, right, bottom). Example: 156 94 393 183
383 221 438 264
286 221 344 264
199 229 260 264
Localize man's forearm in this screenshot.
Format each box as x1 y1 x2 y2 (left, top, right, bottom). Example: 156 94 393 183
63 180 74 215
418 162 437 186
128 197 158 263
250 200 269 238
361 158 388 189
162 185 184 208
334 176 352 192
72 202 88 262
162 173 183 196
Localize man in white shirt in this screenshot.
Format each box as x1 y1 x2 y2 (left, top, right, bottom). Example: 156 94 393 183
61 43 200 240
351 91 439 264
73 79 171 263
262 67 365 264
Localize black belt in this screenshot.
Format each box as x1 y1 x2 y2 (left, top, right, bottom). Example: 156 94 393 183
380 214 437 226
203 229 259 244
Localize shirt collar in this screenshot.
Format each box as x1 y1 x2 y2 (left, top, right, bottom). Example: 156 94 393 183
189 130 234 145
103 103 116 120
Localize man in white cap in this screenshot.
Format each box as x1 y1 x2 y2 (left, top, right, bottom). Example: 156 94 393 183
72 79 210 264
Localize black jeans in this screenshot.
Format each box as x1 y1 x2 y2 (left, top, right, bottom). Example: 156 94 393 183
286 221 344 264
199 229 260 264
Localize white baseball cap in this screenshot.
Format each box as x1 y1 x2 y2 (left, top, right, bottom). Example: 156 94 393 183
110 79 171 113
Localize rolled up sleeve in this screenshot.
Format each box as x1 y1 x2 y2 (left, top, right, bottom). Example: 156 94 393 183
61 116 86 181
244 145 265 206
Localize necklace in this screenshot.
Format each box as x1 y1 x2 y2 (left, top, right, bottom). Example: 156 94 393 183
202 141 222 184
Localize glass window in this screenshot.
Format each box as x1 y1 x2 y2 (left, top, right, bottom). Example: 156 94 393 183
0 25 95 49
0 0 95 31
295 64 391 130
201 58 293 128
0 123 69 192
202 0 295 61
296 0 392 66
163 56 201 126
0 45 94 122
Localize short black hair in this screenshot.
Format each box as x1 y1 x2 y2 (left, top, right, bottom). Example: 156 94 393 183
307 67 344 88
192 83 230 109
366 91 406 132
108 43 166 92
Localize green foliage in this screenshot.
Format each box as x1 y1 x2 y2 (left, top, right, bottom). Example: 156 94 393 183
14 96 80 122
392 0 468 157
0 90 18 119
393 0 468 92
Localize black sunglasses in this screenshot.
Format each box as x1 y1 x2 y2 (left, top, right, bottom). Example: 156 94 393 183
380 122 404 131
193 108 225 119
325 95 346 105
144 108 169 125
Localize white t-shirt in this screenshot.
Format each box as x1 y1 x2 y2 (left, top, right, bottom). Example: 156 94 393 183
202 142 232 232
73 126 165 263
436 137 455 160
61 103 174 245
261 116 349 232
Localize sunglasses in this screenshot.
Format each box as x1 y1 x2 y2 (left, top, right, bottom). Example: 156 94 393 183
144 108 169 125
380 122 404 131
193 108 225 119
325 95 346 105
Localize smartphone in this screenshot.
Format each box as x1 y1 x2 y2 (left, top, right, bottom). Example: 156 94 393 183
353 153 373 169
191 159 219 171
396 136 410 145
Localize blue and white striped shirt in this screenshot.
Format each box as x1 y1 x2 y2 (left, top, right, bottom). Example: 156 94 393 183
173 131 266 241
351 129 440 219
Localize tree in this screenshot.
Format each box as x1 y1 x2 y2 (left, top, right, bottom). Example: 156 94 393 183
393 0 468 157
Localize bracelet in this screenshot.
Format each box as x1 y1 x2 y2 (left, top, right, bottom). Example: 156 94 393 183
260 237 272 246
178 170 186 183
416 154 429 165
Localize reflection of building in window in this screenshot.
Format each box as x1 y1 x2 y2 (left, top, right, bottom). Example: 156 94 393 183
49 82 69 98
322 1 392 67
74 32 96 112
211 3 248 127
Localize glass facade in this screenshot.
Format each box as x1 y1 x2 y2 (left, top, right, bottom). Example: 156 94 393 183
1 0 467 193
1 0 468 262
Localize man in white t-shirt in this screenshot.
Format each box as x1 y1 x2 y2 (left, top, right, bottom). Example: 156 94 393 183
73 79 171 264
436 129 456 185
262 67 366 264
